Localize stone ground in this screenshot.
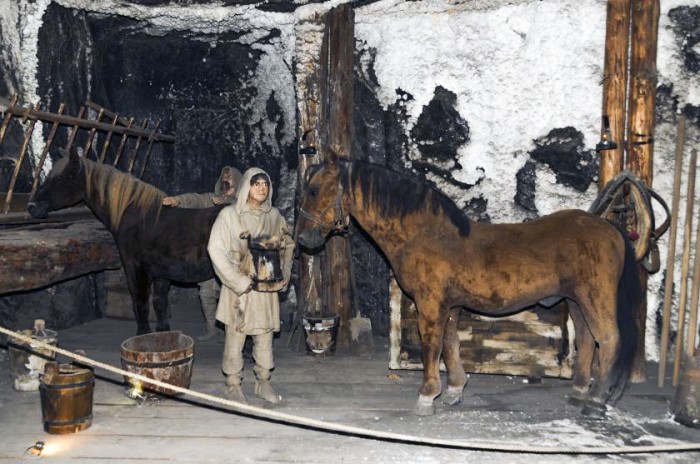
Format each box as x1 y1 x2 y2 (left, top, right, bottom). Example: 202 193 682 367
1 296 700 463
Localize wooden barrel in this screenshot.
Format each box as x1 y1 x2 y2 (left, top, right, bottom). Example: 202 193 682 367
120 331 194 396
672 355 700 428
39 362 94 434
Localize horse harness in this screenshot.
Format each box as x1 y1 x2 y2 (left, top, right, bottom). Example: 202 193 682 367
297 179 350 239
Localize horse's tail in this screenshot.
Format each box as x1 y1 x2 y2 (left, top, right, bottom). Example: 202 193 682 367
607 232 643 404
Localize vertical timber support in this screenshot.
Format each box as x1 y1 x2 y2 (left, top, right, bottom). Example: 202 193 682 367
626 0 660 382
295 9 328 325
599 0 631 188
324 4 355 349
294 4 355 350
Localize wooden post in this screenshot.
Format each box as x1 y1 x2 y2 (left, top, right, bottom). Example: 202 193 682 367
0 94 19 144
295 9 327 328
127 119 150 173
98 113 120 164
3 102 41 214
673 148 697 386
658 115 686 387
599 0 631 188
112 117 135 167
30 103 66 198
83 108 105 157
625 0 660 382
139 121 161 178
324 4 355 349
65 106 85 151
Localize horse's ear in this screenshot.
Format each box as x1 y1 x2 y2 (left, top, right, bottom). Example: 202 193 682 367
325 149 338 166
63 147 81 175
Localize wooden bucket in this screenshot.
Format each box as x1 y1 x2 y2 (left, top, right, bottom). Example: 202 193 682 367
39 362 94 434
672 355 700 428
120 331 194 396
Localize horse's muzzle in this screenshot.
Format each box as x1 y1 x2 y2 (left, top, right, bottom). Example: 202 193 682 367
27 201 49 219
297 228 328 251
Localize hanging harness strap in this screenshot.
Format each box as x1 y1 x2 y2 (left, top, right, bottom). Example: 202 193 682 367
589 170 670 273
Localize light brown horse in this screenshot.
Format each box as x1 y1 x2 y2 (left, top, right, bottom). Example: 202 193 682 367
297 152 642 417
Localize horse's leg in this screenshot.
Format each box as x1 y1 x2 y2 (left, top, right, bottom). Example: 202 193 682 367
152 278 171 332
567 300 596 405
413 298 448 416
441 308 467 406
575 293 620 417
124 264 151 335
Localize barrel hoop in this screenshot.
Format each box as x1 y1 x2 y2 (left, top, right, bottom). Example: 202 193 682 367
40 378 95 390
121 355 193 369
44 414 93 427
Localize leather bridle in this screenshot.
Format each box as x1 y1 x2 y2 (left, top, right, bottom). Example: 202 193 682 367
298 181 349 236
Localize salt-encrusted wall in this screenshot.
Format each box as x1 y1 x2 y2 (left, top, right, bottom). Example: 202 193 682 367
1 0 699 356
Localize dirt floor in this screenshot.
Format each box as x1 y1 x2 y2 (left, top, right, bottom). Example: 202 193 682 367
1 294 700 463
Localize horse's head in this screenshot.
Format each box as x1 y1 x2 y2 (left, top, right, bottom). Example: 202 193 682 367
297 151 350 250
27 148 84 219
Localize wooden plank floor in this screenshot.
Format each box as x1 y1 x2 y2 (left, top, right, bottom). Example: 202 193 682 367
1 295 700 463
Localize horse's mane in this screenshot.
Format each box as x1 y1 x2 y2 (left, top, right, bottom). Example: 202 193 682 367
81 158 165 229
346 160 470 237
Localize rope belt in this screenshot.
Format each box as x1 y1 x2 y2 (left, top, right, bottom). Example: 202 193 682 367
1 324 699 455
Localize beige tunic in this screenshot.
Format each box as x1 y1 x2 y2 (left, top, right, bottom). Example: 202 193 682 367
207 168 294 335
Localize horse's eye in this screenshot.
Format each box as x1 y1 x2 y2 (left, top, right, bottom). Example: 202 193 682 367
309 187 318 198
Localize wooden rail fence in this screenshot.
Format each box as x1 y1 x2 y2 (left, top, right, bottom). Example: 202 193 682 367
0 95 175 214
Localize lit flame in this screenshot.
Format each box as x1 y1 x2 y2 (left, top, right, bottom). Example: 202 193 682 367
127 379 144 400
40 440 66 457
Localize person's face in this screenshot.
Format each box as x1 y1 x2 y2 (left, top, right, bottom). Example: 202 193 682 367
247 178 270 207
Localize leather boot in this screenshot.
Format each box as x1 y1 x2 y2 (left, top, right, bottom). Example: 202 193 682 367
254 379 281 404
224 384 248 404
224 374 247 404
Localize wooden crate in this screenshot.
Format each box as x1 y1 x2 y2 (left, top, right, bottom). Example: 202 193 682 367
389 278 573 379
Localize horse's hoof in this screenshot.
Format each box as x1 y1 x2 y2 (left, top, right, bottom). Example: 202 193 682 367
441 386 464 406
412 396 435 416
581 401 607 419
566 393 587 407
156 325 171 332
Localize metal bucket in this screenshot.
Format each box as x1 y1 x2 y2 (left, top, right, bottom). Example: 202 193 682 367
303 314 340 356
120 331 194 396
248 240 283 283
40 362 94 434
8 320 58 391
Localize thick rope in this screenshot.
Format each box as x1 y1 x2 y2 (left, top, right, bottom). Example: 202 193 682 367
2 324 699 455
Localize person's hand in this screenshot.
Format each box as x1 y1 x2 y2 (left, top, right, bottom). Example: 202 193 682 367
211 195 224 205
250 280 286 293
162 196 180 207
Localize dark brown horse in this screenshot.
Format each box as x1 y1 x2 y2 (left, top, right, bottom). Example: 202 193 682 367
297 153 642 417
28 149 225 335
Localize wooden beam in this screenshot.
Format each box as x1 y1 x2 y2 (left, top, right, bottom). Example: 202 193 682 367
626 0 660 383
599 0 631 188
295 10 326 325
0 219 121 294
626 0 659 185
324 4 355 349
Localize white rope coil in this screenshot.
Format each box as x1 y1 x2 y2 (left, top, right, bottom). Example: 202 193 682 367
1 324 699 455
